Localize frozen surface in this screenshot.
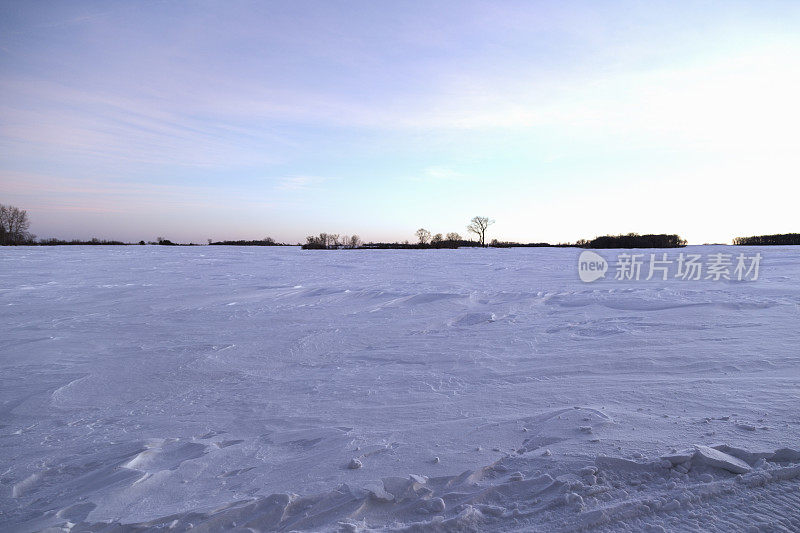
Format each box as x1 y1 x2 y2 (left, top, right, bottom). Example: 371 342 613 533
1 245 799 532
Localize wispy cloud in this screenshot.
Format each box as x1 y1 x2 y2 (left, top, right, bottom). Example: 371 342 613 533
0 170 276 215
0 79 290 168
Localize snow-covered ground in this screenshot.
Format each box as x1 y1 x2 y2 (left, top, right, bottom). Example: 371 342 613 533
1 245 799 532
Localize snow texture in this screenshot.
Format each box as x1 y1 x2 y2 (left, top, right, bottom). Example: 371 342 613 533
1 245 799 531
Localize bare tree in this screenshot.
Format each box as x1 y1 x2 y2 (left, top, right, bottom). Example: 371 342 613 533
467 216 494 246
339 234 362 248
306 233 333 248
0 204 33 244
415 228 431 244
446 232 461 241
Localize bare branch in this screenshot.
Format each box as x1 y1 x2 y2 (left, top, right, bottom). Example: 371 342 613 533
466 216 494 246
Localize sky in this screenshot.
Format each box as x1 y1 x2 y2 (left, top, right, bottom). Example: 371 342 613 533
1 0 799 244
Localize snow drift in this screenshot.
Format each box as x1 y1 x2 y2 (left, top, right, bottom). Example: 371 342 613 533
1 245 798 531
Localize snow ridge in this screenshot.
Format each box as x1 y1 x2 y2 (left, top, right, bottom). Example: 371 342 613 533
42 443 800 532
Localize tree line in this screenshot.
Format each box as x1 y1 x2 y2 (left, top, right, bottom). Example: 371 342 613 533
733 233 800 246
301 222 688 251
303 216 496 250
575 233 687 249
10 202 789 249
208 237 286 246
303 233 362 249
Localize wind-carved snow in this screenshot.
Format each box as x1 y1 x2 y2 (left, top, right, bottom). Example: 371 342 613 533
0 245 799 531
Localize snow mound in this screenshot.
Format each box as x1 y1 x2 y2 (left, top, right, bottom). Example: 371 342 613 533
61 444 800 532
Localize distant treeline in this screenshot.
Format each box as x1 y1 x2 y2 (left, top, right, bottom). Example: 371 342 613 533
16 233 694 249
576 233 687 249
4 202 794 249
9 233 692 250
14 236 287 246
331 240 571 250
302 232 688 250
358 239 483 250
209 238 287 246
733 233 800 246
30 237 290 246
29 238 201 246
37 238 129 245
302 231 499 249
2 204 694 250
488 240 572 248
303 233 362 249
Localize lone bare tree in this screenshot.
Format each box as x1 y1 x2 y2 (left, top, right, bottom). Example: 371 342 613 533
0 204 33 244
415 228 431 244
467 216 494 246
446 232 461 241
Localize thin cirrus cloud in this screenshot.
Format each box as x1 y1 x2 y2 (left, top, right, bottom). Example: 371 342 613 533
1 170 274 214
1 1 799 243
0 79 291 168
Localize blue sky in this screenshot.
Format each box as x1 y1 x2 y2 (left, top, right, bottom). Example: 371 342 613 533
1 1 799 244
